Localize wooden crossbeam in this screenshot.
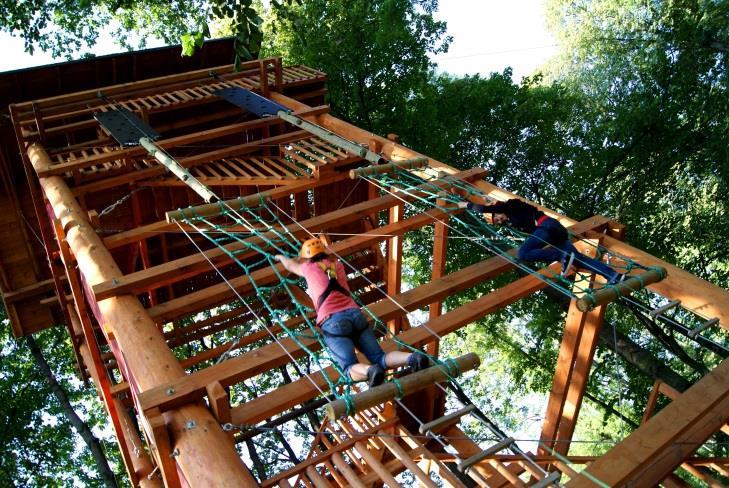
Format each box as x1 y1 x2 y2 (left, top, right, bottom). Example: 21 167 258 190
102 174 345 250
595 234 729 330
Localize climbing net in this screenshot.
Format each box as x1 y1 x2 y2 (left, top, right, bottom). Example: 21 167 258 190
174 192 466 416
359 165 663 304
171 163 663 418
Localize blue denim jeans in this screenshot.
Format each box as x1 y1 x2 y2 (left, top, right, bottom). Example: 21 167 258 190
320 308 386 377
517 218 618 281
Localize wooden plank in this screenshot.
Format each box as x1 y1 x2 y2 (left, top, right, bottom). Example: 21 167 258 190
378 431 439 488
259 418 398 488
397 425 467 488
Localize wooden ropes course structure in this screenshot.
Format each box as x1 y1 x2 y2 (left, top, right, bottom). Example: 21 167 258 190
1 47 729 487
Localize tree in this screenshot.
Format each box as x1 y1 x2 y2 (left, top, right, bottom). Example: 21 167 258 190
544 0 729 284
262 0 451 133
0 311 123 486
0 0 275 67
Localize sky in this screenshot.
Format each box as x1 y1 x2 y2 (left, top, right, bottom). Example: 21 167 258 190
430 0 557 79
0 0 557 79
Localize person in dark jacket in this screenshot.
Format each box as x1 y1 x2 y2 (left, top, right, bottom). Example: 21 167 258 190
459 198 622 283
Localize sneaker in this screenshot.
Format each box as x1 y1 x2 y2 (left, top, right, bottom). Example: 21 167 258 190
366 365 385 387
408 353 430 373
560 252 575 277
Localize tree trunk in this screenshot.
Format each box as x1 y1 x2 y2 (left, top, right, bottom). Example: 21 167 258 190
25 336 119 488
598 323 692 392
245 438 267 481
540 285 694 392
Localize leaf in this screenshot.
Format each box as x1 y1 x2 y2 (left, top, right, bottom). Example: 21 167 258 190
180 32 196 56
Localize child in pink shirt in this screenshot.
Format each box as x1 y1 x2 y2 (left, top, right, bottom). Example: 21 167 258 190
276 238 428 386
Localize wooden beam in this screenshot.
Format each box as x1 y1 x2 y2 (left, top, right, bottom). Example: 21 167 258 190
386 203 403 333
539 244 607 457
143 206 458 323
566 353 729 487
597 235 729 330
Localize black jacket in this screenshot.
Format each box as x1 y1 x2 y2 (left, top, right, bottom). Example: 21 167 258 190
467 199 545 233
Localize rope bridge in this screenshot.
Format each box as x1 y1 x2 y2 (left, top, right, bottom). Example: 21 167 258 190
358 165 666 310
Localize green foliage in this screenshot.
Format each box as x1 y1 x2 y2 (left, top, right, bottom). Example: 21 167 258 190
0 0 268 64
262 0 451 132
0 311 124 486
544 0 729 281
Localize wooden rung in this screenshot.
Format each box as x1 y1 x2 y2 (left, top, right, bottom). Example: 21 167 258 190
576 267 667 312
325 353 480 420
457 436 515 473
419 404 476 434
648 299 681 318
305 466 333 488
348 157 429 179
688 317 720 338
530 471 562 488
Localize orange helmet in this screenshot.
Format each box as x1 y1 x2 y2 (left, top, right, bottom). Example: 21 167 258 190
300 237 326 259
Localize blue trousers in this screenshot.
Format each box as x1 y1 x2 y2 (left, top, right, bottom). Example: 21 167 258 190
320 308 386 377
517 218 618 281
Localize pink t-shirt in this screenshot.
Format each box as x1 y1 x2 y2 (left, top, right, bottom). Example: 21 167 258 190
300 259 358 324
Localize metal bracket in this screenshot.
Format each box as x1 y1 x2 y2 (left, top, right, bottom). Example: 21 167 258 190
94 108 160 147
213 86 289 117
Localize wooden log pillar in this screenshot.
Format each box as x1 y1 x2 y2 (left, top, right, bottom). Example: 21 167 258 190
28 143 255 487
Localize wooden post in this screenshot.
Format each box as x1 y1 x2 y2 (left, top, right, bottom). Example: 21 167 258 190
540 242 607 458
387 203 403 334
28 144 256 487
325 353 480 420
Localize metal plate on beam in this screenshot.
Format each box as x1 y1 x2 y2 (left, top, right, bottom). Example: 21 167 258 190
213 87 289 117
94 109 160 147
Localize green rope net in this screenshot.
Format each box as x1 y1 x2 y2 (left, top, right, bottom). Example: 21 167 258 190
174 164 658 416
